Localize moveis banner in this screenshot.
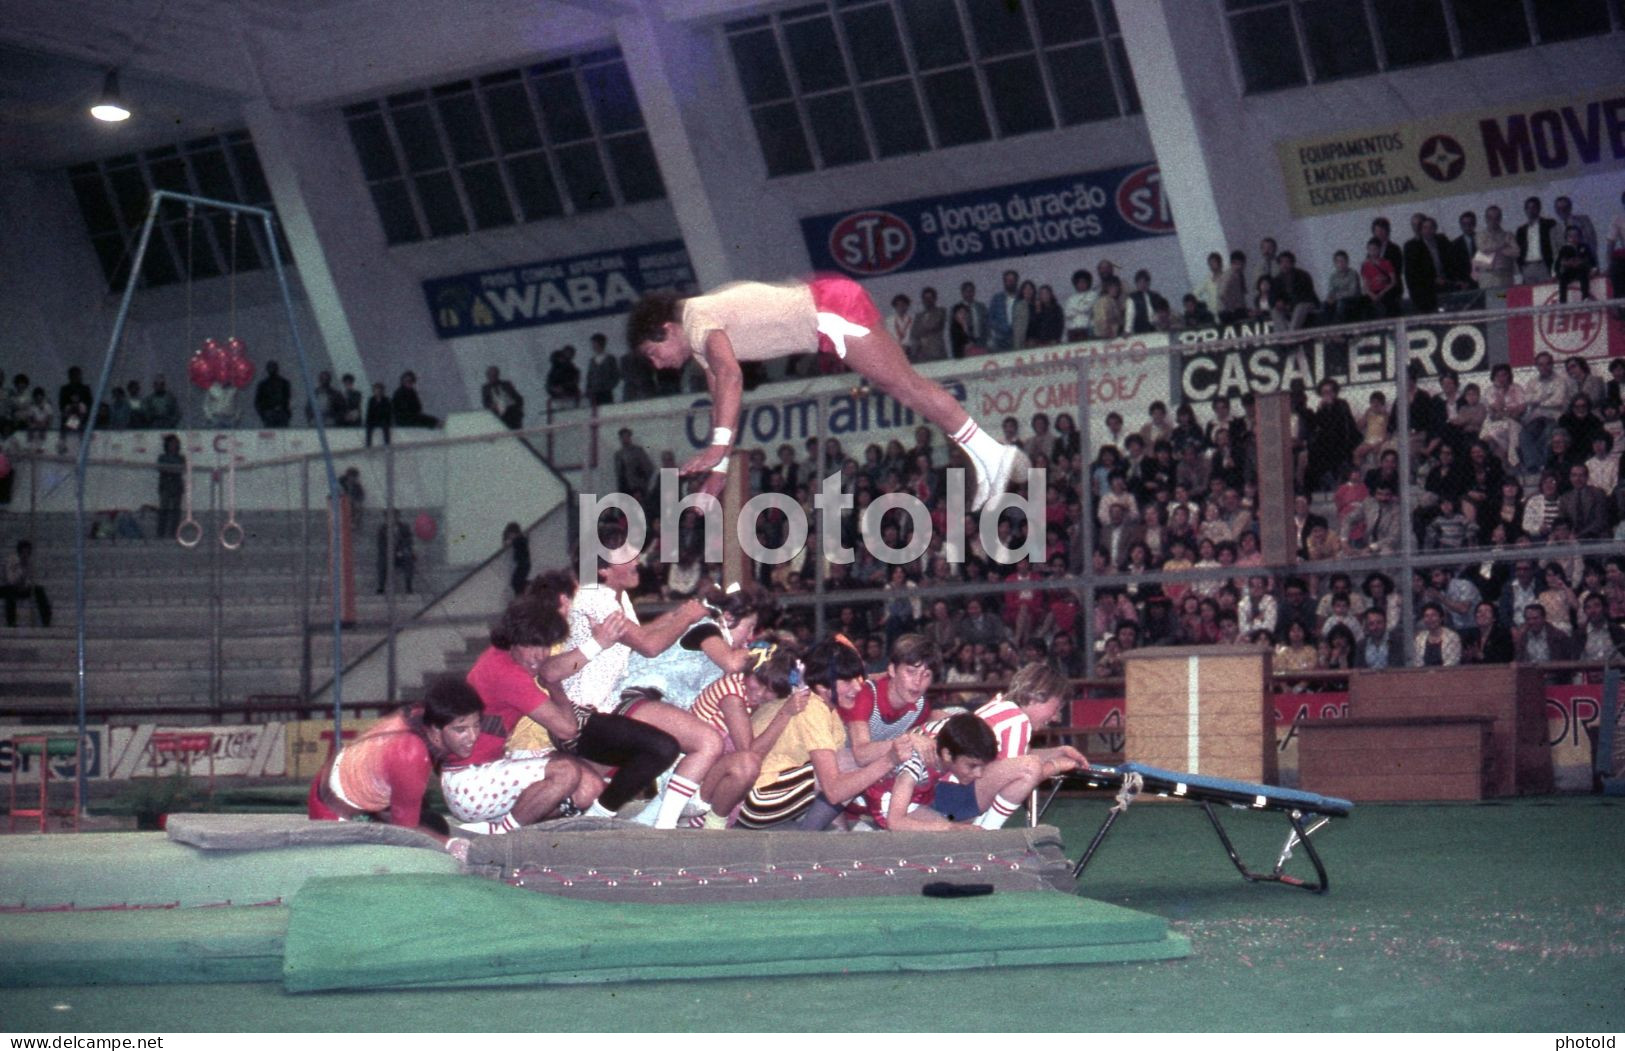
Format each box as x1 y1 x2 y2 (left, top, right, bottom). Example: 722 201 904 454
800 163 1176 278
1277 86 1625 218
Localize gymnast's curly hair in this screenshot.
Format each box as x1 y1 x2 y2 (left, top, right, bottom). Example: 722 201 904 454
422 675 484 728
489 591 570 650
626 291 683 351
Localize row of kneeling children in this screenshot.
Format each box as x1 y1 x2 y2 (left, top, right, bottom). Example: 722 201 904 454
310 572 1089 856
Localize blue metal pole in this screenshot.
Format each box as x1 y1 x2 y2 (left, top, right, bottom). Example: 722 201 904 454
74 192 164 811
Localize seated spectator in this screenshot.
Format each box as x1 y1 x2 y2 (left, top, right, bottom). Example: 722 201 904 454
1523 472 1564 540
1324 250 1362 323
1353 607 1402 669
1321 623 1356 671
1270 251 1319 330
1275 620 1319 676
392 372 438 428
1558 462 1611 538
1462 601 1515 664
1514 603 1576 663
1063 270 1097 342
546 346 581 406
1413 602 1461 666
1092 276 1124 338
1180 294 1215 330
1577 593 1625 663
1360 237 1398 317
3 540 50 628
1555 224 1598 302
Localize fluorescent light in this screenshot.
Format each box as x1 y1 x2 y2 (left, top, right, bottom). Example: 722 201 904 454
91 70 130 123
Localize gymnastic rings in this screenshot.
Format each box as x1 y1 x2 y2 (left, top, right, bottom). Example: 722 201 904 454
219 449 243 551
175 452 203 549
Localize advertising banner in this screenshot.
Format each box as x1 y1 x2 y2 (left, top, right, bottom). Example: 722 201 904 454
657 333 1174 458
0 727 105 784
1278 87 1625 218
801 163 1176 278
422 240 694 340
1505 278 1625 367
1177 321 1493 403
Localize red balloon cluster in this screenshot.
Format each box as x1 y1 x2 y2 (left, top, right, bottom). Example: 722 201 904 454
187 337 256 390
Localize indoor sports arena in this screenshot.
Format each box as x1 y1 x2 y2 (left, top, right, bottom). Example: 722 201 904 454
1 0 1622 1036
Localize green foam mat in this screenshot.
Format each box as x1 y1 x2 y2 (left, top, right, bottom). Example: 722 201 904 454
0 833 461 910
0 907 289 987
282 874 1187 991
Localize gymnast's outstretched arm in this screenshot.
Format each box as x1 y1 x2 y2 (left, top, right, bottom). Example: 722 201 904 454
679 331 743 480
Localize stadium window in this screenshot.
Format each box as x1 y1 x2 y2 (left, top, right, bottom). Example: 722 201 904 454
1370 0 1452 67
1297 0 1378 81
342 48 665 244
64 133 283 290
724 0 1141 177
1229 0 1621 93
1530 0 1615 43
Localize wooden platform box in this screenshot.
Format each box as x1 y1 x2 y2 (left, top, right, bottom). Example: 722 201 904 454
1298 715 1494 802
1124 646 1276 785
1346 665 1552 796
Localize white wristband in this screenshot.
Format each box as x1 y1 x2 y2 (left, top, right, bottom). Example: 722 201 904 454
711 427 733 446
710 455 731 474
579 637 604 660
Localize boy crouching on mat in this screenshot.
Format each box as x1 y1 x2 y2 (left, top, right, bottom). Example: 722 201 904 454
924 663 1090 829
859 713 997 831
735 637 922 830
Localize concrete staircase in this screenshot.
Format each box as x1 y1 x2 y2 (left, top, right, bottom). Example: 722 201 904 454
1 508 446 721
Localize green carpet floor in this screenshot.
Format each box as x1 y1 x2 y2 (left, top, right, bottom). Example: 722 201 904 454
2 796 1621 1031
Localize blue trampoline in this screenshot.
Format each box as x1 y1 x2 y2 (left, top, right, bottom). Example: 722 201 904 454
1040 762 1354 894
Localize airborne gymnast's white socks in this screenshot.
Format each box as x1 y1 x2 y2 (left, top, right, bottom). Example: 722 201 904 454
951 419 1003 475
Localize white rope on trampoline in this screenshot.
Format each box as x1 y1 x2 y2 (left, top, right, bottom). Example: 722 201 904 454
1111 770 1143 815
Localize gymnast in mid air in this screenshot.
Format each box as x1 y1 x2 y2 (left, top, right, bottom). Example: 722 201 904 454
627 275 1028 510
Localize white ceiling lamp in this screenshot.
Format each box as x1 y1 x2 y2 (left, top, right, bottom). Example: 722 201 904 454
90 69 131 123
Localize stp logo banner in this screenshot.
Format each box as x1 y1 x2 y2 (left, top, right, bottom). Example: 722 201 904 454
802 162 1176 279
1505 277 1625 367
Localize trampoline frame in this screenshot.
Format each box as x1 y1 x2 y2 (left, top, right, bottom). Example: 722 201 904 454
1036 763 1351 894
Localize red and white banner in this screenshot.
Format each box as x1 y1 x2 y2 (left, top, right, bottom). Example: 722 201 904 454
1506 277 1625 367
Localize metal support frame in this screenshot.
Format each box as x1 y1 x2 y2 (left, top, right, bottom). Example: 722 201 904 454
1058 765 1346 894
73 190 347 809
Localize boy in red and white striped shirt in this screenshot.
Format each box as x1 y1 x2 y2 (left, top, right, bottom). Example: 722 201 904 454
923 663 1089 829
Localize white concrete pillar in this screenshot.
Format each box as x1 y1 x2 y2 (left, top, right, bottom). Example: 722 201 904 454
613 6 807 287
1116 1 1293 292
241 100 368 389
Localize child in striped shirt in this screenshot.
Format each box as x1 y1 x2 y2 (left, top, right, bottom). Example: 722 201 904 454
923 663 1090 829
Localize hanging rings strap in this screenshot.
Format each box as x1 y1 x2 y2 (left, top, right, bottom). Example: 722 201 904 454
219 446 243 550
175 452 202 549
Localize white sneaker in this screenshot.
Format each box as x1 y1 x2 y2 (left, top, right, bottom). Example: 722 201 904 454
971 444 1030 511
453 814 519 836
